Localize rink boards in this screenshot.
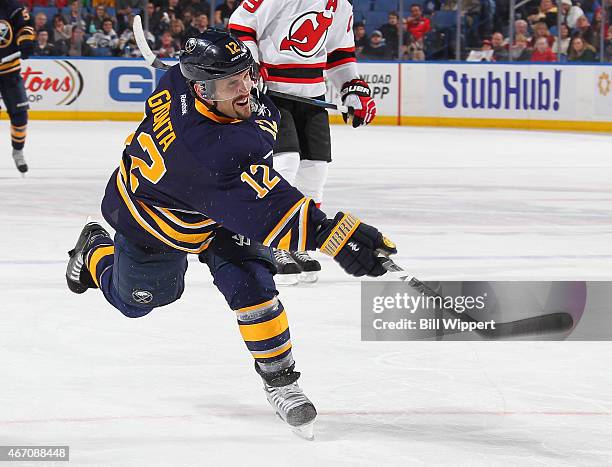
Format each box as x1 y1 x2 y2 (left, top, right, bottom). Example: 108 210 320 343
2 57 612 132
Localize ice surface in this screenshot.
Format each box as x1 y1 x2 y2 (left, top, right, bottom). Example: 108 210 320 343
1 122 611 466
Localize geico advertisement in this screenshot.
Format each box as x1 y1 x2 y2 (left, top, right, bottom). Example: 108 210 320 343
424 64 577 119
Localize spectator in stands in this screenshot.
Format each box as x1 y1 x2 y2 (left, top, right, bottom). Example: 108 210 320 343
118 15 153 57
552 23 571 55
559 0 584 28
163 0 182 22
87 5 111 34
529 21 554 47
155 30 178 58
182 8 195 31
405 4 431 41
530 36 557 61
215 0 237 27
33 30 56 56
491 31 509 61
51 14 71 55
169 18 185 48
510 34 532 61
87 18 119 56
568 34 597 61
574 15 595 46
66 0 86 30
67 27 92 57
187 0 211 16
527 0 558 28
359 30 392 60
116 0 141 18
34 12 51 36
590 7 608 52
467 38 494 61
604 27 612 62
185 12 208 38
353 22 367 53
146 2 167 38
379 11 409 58
514 19 531 42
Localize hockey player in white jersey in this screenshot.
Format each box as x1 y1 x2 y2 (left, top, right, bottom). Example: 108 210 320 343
229 0 377 285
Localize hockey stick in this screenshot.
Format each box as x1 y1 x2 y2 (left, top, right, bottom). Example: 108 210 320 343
379 255 574 339
132 15 350 113
1 51 21 64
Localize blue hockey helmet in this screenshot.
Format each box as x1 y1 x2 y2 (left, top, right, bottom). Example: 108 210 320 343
179 28 256 101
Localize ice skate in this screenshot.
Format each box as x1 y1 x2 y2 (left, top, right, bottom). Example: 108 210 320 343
290 251 320 283
12 148 28 174
66 220 112 294
257 363 317 440
273 248 301 286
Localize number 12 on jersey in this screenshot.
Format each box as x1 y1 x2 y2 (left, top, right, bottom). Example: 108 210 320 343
241 164 280 198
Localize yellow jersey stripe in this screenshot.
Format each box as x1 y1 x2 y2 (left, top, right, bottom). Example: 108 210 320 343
124 133 135 146
137 201 213 244
0 59 20 71
195 99 240 124
263 197 306 247
87 245 114 287
115 173 211 253
250 341 292 359
155 206 216 229
278 230 291 250
239 310 289 342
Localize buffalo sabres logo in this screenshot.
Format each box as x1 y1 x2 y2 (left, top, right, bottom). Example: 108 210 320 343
0 21 13 49
132 289 153 304
185 38 198 53
280 11 333 58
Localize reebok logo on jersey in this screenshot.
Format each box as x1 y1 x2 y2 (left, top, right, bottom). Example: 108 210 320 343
180 94 188 115
280 11 333 58
347 241 360 252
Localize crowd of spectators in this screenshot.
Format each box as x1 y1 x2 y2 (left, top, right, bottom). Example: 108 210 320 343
355 0 611 62
22 0 611 62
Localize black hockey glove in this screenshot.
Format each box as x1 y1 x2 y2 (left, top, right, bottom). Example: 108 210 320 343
19 42 34 60
316 212 397 277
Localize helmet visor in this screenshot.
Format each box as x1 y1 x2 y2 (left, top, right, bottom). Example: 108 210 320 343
197 66 258 102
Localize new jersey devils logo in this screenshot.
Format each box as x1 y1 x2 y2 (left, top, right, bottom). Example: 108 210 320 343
280 11 333 58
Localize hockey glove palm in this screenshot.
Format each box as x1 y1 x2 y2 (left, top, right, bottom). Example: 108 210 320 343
316 212 396 277
340 79 377 128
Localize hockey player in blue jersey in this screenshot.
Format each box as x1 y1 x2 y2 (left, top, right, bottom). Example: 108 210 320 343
66 29 397 439
0 0 34 173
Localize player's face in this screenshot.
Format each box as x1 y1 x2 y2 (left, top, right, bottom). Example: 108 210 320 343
205 69 254 120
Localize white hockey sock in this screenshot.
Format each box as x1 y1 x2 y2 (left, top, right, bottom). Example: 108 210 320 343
272 152 300 185
294 160 329 206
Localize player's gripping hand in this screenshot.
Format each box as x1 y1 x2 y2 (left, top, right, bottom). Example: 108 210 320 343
340 79 377 128
316 212 396 277
19 42 34 60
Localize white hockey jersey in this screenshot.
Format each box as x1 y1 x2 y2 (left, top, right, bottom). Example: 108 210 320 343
229 0 359 98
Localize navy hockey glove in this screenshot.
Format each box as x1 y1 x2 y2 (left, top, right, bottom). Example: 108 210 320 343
340 79 377 128
316 212 396 277
19 42 34 60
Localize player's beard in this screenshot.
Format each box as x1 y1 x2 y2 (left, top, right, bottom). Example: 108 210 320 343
216 93 252 120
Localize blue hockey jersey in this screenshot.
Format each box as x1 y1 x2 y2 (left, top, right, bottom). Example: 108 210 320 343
101 64 327 254
0 0 34 75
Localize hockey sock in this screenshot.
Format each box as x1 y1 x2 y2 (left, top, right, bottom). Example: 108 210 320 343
272 152 300 185
9 112 27 150
235 296 295 374
294 160 328 207
86 242 115 289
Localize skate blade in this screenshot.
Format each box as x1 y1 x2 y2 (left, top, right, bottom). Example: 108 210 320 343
298 271 318 284
292 421 315 441
275 274 300 286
